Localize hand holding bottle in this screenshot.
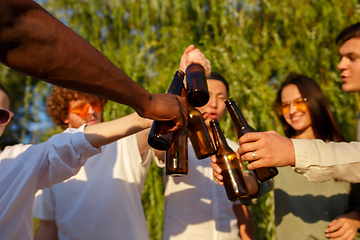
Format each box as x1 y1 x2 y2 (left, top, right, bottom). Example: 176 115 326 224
236 130 295 169
225 98 278 182
210 119 249 201
179 45 211 76
165 86 189 176
180 45 211 107
148 71 185 150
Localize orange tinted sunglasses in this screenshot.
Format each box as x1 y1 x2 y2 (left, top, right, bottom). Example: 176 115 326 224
69 100 103 119
281 97 308 115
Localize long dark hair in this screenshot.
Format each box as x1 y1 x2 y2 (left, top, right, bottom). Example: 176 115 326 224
275 73 346 142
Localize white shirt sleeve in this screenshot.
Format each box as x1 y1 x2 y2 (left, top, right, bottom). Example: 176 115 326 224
293 139 360 183
35 124 101 189
0 124 101 240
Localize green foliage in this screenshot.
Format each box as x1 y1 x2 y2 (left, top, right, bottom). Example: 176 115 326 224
0 65 51 147
28 0 360 239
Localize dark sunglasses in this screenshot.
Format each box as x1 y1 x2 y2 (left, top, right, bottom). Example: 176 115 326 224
0 108 14 125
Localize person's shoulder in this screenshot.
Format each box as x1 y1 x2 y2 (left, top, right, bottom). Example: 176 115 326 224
1 143 32 157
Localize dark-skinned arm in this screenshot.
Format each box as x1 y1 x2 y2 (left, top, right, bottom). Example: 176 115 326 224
0 0 187 133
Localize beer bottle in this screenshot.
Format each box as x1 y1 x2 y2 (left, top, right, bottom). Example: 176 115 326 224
187 104 217 159
165 128 188 176
165 85 188 176
210 119 249 201
148 70 185 150
225 98 278 182
186 63 209 107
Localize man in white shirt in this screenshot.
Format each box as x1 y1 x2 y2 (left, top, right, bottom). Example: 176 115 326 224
161 72 272 240
33 87 153 240
0 79 155 239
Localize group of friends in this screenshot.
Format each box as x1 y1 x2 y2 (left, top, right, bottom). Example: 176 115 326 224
1 0 360 239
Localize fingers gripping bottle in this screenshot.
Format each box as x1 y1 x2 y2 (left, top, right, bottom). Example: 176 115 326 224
210 119 249 201
148 70 185 150
165 86 188 176
225 98 278 182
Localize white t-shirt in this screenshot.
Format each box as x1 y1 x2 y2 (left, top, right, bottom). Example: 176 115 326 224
162 138 242 240
33 134 153 240
0 125 99 240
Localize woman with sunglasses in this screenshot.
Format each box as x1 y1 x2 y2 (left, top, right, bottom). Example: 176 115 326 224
0 82 157 240
274 73 360 240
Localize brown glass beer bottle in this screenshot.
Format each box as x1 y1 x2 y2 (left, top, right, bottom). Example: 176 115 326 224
186 63 209 107
225 98 278 182
187 104 217 159
166 85 188 176
210 119 249 201
148 70 185 150
165 128 188 176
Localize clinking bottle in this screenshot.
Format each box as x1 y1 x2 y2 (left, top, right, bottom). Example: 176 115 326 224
165 128 188 176
186 63 209 107
165 85 188 176
225 98 278 182
210 119 249 201
147 70 185 151
187 104 217 159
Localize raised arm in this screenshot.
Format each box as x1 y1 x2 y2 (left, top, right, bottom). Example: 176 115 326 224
237 130 360 183
0 0 187 132
84 112 151 148
133 44 212 157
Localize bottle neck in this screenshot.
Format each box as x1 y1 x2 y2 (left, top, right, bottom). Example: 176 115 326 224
188 104 199 115
226 100 249 129
168 70 185 96
210 119 228 149
225 99 256 138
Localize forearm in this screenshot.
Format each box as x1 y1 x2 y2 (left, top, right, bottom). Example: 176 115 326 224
0 0 151 113
84 113 150 148
240 172 274 205
244 172 259 196
233 204 255 240
34 220 58 240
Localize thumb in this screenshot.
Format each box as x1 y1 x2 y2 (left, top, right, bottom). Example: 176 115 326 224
184 45 195 54
180 45 196 72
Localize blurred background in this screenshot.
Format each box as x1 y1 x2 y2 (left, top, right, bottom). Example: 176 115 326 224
2 0 360 239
